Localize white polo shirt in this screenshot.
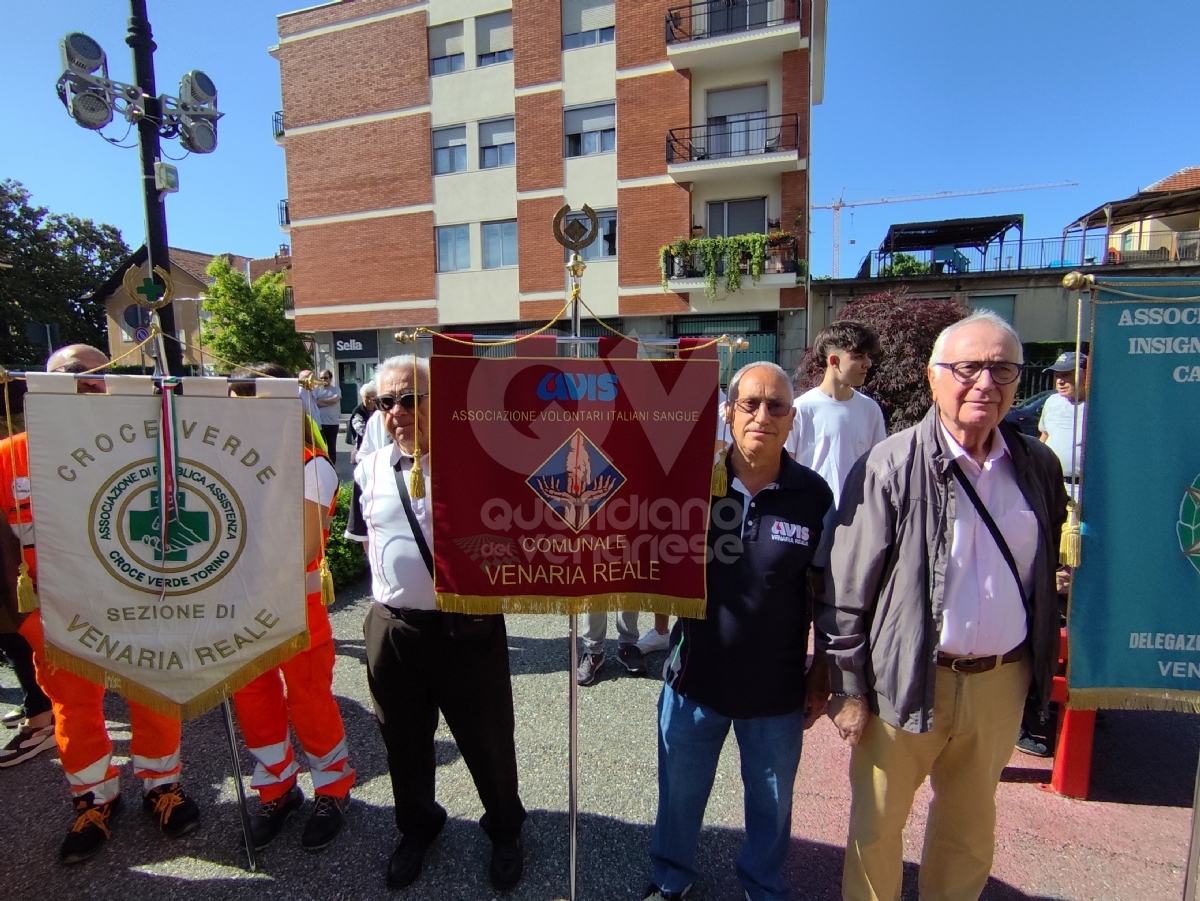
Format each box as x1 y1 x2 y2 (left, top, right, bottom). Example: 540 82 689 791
939 425 1037 657
353 442 437 611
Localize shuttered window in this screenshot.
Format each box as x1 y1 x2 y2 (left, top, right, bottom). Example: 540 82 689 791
562 0 615 48
479 118 515 169
564 103 615 157
708 198 767 238
476 12 513 65
432 126 467 175
429 22 465 75
706 84 768 119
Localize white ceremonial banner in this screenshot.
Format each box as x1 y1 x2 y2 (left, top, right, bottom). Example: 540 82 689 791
25 383 307 719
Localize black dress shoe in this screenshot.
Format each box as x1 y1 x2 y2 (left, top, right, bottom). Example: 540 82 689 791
249 783 304 850
489 836 524 892
387 835 431 890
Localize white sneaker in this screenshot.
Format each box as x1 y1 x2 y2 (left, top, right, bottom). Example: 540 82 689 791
636 627 670 654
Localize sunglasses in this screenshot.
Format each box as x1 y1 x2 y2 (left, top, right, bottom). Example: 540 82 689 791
375 392 428 412
933 360 1023 386
732 397 792 418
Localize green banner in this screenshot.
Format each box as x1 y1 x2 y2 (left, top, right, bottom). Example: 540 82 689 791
1069 278 1200 710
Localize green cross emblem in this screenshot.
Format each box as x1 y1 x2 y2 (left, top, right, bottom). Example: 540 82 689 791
135 277 166 306
128 491 210 562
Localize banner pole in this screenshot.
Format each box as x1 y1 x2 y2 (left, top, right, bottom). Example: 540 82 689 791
1185 750 1200 899
222 697 257 871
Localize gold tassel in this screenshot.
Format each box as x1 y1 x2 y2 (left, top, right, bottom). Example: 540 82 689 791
409 462 426 499
319 557 336 607
711 448 728 497
16 561 38 613
1060 500 1082 567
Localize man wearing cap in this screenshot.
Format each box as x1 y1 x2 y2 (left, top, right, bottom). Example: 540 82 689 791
1039 352 1087 502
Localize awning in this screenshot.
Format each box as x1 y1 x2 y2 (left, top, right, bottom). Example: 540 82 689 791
878 214 1024 253
1064 186 1200 232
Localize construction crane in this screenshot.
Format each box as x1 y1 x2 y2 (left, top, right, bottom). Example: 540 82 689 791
813 181 1078 277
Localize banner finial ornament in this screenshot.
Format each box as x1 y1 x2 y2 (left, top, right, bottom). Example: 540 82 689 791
123 264 175 311
552 204 599 252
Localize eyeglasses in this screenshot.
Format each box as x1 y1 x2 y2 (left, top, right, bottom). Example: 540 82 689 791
732 397 792 418
375 392 428 412
933 360 1023 386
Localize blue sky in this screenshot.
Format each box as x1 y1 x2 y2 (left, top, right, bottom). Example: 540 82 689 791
3 1 1198 275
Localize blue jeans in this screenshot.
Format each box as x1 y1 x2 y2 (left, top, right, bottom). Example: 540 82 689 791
650 683 803 901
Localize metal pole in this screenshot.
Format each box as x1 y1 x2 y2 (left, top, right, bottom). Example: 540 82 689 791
221 697 257 872
567 258 582 901
44 324 53 355
126 0 183 376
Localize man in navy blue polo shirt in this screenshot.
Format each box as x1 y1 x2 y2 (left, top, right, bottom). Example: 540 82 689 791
644 362 834 901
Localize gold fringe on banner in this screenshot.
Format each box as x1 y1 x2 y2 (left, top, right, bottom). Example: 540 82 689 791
15 561 38 613
1068 687 1200 714
319 557 336 607
711 449 728 498
43 631 312 721
437 591 708 620
1060 500 1082 567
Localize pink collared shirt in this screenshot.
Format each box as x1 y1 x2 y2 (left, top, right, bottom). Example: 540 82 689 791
938 423 1038 656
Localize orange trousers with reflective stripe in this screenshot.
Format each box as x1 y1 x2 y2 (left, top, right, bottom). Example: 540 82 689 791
232 599 353 803
19 614 181 801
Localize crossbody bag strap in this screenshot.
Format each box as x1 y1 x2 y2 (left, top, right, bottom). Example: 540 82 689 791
394 458 434 579
949 459 1029 611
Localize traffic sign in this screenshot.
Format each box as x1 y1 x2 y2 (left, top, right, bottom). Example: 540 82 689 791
134 326 150 342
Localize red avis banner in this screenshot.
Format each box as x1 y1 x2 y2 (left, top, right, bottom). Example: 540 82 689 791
430 335 718 618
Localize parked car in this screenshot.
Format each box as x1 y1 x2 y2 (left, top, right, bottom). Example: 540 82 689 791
1005 390 1053 437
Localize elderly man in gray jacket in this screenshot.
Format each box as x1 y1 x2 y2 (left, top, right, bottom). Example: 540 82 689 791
819 311 1068 901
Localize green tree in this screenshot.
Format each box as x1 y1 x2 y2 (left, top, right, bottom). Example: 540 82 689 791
0 180 129 367
201 256 311 373
879 252 932 277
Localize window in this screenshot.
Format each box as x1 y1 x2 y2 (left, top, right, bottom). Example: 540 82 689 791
706 84 769 158
479 118 515 169
562 0 615 49
436 225 470 272
707 198 766 238
429 22 465 75
482 220 518 269
565 103 615 157
969 295 1016 324
564 210 617 261
432 126 467 175
476 12 513 66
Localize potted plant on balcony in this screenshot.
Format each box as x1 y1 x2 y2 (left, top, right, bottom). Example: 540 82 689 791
766 230 795 272
659 238 695 290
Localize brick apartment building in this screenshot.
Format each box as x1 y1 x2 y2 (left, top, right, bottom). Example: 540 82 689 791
272 0 827 393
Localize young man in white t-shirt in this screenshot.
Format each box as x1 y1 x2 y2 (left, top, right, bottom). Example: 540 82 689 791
785 321 887 507
1038 351 1086 502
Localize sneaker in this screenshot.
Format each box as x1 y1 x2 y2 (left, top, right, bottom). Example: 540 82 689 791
489 836 524 891
636 627 670 654
249 783 304 850
1015 730 1053 758
143 783 201 837
59 793 122 865
2 706 24 728
618 643 648 675
0 721 56 767
301 793 348 852
576 651 605 686
642 884 691 901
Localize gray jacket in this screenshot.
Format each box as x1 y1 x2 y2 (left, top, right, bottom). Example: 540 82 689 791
817 405 1068 733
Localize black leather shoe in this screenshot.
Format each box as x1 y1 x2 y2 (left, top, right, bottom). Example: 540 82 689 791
489 836 524 892
301 793 348 852
249 783 304 850
59 793 122 865
143 783 201 838
387 835 431 890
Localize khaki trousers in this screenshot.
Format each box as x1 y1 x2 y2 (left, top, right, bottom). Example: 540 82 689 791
843 655 1030 901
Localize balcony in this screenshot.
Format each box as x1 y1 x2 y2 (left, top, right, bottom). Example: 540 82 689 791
282 286 295 320
661 233 804 300
272 110 284 142
666 113 803 183
278 199 290 230
858 229 1200 279
665 0 805 72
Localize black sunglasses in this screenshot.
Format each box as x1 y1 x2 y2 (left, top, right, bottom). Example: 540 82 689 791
375 392 427 412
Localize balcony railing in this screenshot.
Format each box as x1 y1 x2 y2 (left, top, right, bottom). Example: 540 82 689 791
665 0 801 45
282 286 294 313
661 233 802 299
278 199 290 227
861 228 1200 278
666 113 799 164
272 110 284 139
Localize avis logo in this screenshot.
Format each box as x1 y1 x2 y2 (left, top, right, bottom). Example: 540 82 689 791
537 372 619 402
770 520 810 546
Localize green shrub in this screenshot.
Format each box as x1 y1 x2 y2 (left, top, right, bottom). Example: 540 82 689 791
325 482 367 589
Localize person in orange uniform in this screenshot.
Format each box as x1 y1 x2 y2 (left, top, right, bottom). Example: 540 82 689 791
230 364 355 852
11 345 200 864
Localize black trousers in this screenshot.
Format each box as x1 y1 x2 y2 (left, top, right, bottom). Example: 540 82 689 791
363 604 526 844
0 630 52 718
320 424 340 464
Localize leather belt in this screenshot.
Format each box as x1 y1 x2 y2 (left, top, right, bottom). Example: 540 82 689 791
936 645 1025 674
